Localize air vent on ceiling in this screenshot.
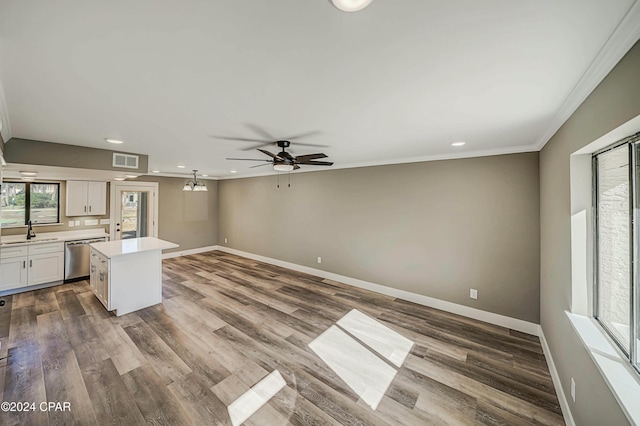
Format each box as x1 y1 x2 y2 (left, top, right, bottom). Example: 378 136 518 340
113 153 139 169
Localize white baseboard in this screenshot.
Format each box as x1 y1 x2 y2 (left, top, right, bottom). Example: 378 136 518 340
214 245 540 336
162 245 218 259
539 328 575 426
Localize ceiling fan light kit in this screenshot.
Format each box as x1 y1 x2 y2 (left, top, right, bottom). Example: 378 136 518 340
182 170 208 192
332 0 373 12
274 163 294 172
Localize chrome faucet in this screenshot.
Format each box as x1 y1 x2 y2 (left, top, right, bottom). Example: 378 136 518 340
26 220 36 240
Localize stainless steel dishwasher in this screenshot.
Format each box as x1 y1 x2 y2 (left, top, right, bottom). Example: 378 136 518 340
64 237 107 281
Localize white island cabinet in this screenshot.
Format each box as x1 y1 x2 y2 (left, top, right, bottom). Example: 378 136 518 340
89 237 178 316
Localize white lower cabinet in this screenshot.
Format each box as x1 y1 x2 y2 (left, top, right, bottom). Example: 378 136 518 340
0 256 28 290
90 248 110 310
0 242 64 292
28 252 65 286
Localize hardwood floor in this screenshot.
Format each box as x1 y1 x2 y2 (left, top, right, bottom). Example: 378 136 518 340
0 250 564 425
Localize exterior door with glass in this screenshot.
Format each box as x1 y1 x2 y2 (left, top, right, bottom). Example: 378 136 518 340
111 182 158 241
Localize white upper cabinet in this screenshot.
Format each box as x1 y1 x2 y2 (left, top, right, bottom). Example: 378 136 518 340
66 181 107 216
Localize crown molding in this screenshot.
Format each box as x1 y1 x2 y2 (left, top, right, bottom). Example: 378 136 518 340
535 0 640 150
217 143 539 180
0 78 11 143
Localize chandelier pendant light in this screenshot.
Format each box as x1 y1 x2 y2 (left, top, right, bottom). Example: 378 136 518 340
331 0 373 12
182 170 208 192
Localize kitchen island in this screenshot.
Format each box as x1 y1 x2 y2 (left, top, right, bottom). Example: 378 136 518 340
89 237 178 316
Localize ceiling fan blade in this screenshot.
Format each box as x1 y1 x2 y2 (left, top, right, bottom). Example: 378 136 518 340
294 153 327 161
245 123 275 141
249 163 272 168
287 141 329 148
226 157 271 162
258 149 284 160
214 135 272 143
240 142 276 151
282 130 321 141
298 160 334 166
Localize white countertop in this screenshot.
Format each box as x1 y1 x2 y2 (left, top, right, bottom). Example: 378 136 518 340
90 237 178 258
0 228 109 247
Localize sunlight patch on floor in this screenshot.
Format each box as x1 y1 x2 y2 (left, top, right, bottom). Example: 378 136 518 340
309 309 414 410
227 370 286 426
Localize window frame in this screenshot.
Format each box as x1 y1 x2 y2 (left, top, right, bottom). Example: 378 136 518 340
592 134 640 375
1 181 61 227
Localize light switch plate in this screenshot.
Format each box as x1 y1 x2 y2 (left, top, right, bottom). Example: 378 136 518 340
85 219 99 226
68 221 74 227
100 219 110 225
74 220 80 226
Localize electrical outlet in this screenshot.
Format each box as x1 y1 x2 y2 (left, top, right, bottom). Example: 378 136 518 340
470 289 478 299
317 257 322 264
571 377 576 402
68 221 74 227
224 238 228 244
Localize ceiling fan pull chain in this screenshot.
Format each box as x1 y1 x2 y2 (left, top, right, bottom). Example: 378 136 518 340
288 171 291 188
277 172 280 188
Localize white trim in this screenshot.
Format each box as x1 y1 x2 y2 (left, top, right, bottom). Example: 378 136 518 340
566 312 640 425
539 328 576 426
0 76 12 143
535 0 640 150
214 245 540 335
219 144 538 180
162 245 218 259
110 181 159 241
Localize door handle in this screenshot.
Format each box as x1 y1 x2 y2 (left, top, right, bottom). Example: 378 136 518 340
23 261 25 268
89 205 92 212
84 205 87 212
30 260 32 267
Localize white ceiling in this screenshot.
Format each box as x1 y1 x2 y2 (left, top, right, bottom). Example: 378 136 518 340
0 0 638 178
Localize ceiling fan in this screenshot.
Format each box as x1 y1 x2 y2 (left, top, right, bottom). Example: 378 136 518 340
227 140 333 172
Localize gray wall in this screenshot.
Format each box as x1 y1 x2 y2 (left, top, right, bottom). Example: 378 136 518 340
540 41 640 425
139 175 218 253
4 138 148 173
219 152 540 323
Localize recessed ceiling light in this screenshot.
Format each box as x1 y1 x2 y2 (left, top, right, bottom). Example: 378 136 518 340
20 171 38 176
105 138 124 144
151 170 160 173
177 165 186 169
21 177 36 182
451 141 466 147
230 170 237 174
332 0 373 12
114 177 126 181
125 175 139 178
202 174 208 177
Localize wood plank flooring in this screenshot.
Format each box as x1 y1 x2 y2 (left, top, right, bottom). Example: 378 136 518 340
0 250 564 425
